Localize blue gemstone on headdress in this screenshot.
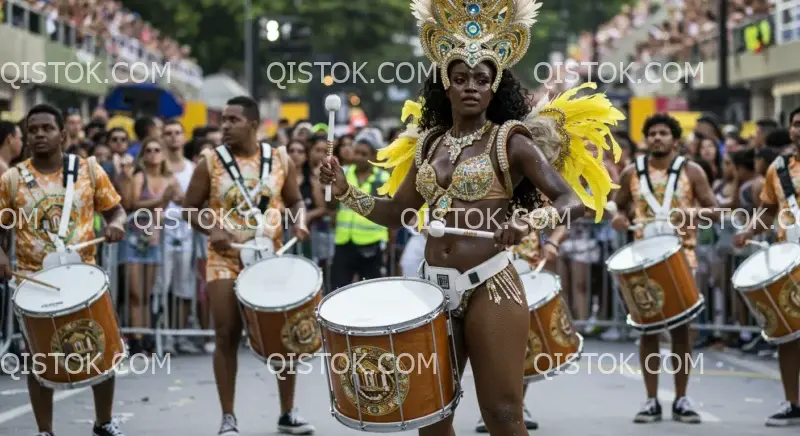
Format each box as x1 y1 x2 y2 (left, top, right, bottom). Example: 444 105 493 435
467 4 480 16
466 21 481 37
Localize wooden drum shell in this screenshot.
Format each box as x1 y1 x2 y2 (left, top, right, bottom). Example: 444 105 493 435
612 247 704 334
736 266 800 345
240 290 324 363
320 312 458 429
524 292 583 381
16 290 126 390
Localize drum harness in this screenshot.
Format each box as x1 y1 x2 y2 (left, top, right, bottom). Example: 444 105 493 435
15 154 82 252
635 154 686 236
774 156 800 242
213 143 275 261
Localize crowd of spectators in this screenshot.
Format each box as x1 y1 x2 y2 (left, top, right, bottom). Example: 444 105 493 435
1 0 202 84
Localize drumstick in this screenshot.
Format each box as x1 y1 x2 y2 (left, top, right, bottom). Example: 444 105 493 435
12 272 60 291
276 237 298 256
746 239 769 249
324 95 342 202
66 237 106 252
427 220 495 239
531 259 546 277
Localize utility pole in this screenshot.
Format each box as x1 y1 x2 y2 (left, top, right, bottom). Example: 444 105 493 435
718 0 729 106
244 0 254 96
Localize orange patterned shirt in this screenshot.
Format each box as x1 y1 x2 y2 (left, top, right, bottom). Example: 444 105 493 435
0 158 120 272
760 155 800 242
201 146 288 281
629 160 697 269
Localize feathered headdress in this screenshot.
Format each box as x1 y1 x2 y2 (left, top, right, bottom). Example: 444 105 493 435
412 0 542 91
373 83 625 222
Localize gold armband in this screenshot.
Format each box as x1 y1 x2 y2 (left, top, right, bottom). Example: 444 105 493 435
519 206 560 232
336 184 376 217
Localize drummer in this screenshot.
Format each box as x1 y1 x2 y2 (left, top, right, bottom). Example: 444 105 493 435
609 113 722 424
734 110 800 426
182 96 313 435
0 104 128 436
475 208 567 433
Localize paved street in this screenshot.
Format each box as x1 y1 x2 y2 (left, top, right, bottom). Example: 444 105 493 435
0 339 796 435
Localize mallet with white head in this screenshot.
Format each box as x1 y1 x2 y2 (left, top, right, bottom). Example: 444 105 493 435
324 94 342 201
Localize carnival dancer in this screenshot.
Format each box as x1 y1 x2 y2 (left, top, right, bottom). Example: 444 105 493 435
182 96 313 435
733 116 800 426
0 104 128 436
609 113 721 424
319 2 624 434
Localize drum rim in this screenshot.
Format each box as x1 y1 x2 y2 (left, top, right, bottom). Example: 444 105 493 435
329 392 460 432
30 338 128 390
11 263 109 317
234 254 323 312
521 271 562 310
731 241 800 292
316 276 446 335
605 234 682 274
524 333 583 382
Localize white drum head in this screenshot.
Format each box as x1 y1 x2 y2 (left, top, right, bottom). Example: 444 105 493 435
13 264 107 315
607 235 681 273
512 258 531 275
236 255 321 310
520 271 560 308
42 251 82 269
732 242 800 290
318 279 443 329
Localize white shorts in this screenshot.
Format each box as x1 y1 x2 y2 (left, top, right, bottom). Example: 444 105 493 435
153 248 195 300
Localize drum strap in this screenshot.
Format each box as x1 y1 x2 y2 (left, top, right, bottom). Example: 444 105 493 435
635 154 686 217
775 156 800 221
16 154 79 250
214 144 273 232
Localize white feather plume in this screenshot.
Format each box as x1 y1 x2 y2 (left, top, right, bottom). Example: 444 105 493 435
513 0 542 27
410 0 435 26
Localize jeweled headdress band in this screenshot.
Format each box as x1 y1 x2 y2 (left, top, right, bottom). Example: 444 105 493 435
412 0 542 91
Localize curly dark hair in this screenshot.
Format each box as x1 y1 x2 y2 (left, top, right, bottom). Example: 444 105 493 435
417 62 543 216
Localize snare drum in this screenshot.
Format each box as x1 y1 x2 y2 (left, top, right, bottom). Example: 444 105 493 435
606 235 704 334
235 255 323 367
731 242 800 344
316 278 459 432
12 264 126 390
520 271 583 381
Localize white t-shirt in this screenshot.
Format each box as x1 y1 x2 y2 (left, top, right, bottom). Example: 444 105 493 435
164 158 195 249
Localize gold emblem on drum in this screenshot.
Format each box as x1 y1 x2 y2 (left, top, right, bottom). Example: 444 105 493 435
50 319 105 373
754 302 778 337
524 330 543 371
778 280 800 318
280 308 322 354
625 275 665 318
549 299 577 348
334 345 410 416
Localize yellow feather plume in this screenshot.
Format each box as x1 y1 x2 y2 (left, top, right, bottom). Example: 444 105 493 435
534 82 626 222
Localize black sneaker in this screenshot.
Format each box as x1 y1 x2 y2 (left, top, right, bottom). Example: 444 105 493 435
633 398 662 423
92 420 124 436
35 433 54 436
672 397 701 423
218 414 239 435
277 409 315 434
766 402 800 427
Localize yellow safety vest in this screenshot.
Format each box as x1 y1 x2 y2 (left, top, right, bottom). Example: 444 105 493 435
335 165 389 246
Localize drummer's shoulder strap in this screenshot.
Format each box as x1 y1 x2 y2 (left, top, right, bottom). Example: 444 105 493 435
634 154 686 214
774 156 800 216
213 143 273 212
15 154 80 240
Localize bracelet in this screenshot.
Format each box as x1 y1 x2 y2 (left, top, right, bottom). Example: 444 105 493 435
544 240 559 250
335 183 376 217
519 206 559 232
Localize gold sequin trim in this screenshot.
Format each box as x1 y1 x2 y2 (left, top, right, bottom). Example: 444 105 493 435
415 127 447 168
336 184 376 217
496 120 530 197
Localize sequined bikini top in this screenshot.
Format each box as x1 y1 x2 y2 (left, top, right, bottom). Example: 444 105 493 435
415 124 509 221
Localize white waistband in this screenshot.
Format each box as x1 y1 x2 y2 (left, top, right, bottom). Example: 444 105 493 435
418 251 510 310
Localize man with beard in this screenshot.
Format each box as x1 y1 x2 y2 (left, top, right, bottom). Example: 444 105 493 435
610 113 721 424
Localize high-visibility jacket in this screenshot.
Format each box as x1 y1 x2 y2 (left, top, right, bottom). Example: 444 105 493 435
334 165 389 246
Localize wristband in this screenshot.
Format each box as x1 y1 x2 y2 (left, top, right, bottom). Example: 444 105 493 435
336 184 376 217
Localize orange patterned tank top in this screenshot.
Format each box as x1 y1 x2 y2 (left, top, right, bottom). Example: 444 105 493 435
629 156 697 269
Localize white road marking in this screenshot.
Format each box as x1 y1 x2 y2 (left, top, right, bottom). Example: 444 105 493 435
710 350 781 380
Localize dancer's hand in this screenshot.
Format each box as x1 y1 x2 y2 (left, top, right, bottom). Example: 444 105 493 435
318 156 348 198
494 218 528 247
